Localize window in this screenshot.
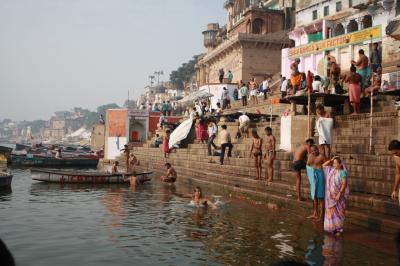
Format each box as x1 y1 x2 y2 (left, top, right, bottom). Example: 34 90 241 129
324 6 329 16
349 0 353 8
336 1 342 12
312 10 318 20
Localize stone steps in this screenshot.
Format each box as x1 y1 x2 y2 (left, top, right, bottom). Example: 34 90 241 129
133 163 400 234
133 148 395 196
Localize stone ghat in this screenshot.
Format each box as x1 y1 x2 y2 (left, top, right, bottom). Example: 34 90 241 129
131 140 400 234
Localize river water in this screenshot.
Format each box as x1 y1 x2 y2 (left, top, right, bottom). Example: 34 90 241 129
0 168 398 266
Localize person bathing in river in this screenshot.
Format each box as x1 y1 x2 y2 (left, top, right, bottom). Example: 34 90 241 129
250 129 263 181
292 139 315 201
264 127 276 185
306 145 327 220
111 161 119 174
125 171 150 187
160 163 177 183
190 186 217 209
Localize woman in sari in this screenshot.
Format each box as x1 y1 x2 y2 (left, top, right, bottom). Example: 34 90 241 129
322 156 349 235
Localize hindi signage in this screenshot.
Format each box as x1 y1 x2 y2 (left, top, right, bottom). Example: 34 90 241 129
289 25 382 59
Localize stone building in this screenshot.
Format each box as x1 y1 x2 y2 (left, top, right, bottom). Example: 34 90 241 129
196 0 295 86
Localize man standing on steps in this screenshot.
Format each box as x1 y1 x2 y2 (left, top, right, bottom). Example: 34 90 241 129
388 140 400 205
120 144 130 171
240 83 249 106
219 124 233 165
306 145 326 220
292 139 315 201
316 104 333 159
264 127 276 186
207 119 218 160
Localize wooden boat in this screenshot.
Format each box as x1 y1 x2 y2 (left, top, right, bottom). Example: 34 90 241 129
31 169 153 184
11 154 99 168
0 146 12 163
0 172 13 188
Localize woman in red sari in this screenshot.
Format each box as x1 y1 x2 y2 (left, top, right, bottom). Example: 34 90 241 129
195 117 208 144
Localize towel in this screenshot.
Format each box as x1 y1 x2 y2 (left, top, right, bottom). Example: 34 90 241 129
306 165 326 200
316 117 333 145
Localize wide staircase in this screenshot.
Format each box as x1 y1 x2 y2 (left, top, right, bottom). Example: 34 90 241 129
128 105 400 233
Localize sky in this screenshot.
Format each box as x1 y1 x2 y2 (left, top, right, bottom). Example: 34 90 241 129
0 0 226 121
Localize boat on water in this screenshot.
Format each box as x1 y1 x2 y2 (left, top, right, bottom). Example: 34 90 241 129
11 154 99 168
0 171 13 188
31 169 153 184
0 146 13 163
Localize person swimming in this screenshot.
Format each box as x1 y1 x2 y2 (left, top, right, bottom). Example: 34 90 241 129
189 186 217 209
160 163 177 183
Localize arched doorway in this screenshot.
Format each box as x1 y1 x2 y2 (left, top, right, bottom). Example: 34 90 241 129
334 23 345 36
362 15 372 29
252 18 264 34
347 20 358 33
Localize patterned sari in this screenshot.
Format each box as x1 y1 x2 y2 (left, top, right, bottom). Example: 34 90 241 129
323 165 349 234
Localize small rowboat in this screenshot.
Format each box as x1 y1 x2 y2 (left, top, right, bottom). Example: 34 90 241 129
11 154 99 168
0 172 13 188
31 169 153 184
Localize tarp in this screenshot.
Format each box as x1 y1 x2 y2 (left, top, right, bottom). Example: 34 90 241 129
66 128 91 139
178 90 213 103
168 118 193 149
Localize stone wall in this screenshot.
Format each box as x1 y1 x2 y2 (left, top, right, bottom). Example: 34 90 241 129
241 43 283 81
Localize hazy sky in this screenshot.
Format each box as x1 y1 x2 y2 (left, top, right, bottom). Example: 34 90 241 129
0 0 226 121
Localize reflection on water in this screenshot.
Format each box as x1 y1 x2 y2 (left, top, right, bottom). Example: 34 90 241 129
0 169 397 266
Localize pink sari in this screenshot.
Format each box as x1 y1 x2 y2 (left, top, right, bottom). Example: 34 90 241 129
323 165 349 234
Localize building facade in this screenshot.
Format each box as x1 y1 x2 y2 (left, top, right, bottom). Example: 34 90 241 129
281 0 400 84
196 0 294 86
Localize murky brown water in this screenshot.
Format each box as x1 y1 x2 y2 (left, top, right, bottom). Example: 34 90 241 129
0 168 398 266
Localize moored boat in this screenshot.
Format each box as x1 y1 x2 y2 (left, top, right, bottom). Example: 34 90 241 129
0 171 13 188
11 154 99 168
31 169 153 184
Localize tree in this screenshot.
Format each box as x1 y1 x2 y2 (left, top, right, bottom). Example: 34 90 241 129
169 55 199 89
123 100 136 109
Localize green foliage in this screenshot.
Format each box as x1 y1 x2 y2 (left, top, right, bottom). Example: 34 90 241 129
169 55 199 89
123 100 136 109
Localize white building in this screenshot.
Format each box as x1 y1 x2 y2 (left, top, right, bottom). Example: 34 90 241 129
281 0 400 81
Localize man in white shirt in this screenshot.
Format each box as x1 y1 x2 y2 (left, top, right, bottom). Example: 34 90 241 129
219 124 233 165
238 112 250 138
207 120 218 157
221 87 229 110
262 76 270 100
280 77 288 98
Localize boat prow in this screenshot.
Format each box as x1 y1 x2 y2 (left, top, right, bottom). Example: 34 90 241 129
0 171 13 189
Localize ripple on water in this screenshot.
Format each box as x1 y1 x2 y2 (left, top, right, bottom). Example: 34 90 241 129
0 169 398 266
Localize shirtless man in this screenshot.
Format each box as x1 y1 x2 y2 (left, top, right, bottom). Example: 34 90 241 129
388 140 400 204
126 171 151 187
292 139 315 201
160 163 178 183
306 145 327 220
111 161 119 174
264 127 276 185
120 144 130 171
